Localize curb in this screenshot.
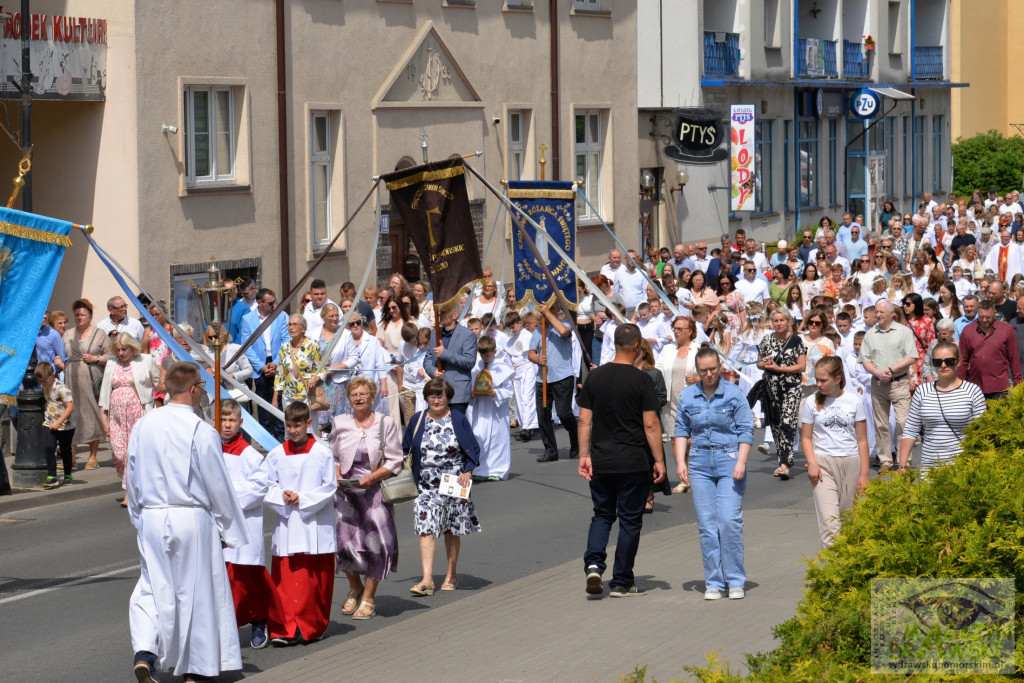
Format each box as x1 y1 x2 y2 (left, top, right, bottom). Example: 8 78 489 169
0 478 124 515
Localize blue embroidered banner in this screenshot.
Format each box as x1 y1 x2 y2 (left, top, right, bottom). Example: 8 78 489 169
509 180 578 310
0 207 73 404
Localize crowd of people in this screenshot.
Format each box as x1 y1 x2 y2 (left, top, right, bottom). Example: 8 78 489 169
16 191 1023 680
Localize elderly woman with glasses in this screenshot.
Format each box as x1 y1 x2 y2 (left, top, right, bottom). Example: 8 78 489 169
674 347 753 600
99 332 162 503
403 378 481 596
272 314 322 412
347 314 391 415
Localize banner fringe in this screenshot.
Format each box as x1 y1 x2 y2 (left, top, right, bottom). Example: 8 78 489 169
0 221 72 247
385 165 464 191
0 394 14 405
507 189 575 200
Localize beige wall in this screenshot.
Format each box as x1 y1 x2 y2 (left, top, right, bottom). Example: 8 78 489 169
0 0 138 316
951 0 1019 141
285 0 637 302
133 0 280 307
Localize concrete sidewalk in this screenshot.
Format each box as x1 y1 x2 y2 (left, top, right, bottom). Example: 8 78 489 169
0 443 123 514
247 502 820 683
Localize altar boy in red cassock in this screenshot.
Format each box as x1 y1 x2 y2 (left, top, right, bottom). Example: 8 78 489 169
264 402 338 646
219 399 277 650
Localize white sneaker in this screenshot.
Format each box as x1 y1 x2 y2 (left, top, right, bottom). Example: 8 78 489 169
753 418 762 429
758 443 770 456
728 587 745 600
704 588 724 600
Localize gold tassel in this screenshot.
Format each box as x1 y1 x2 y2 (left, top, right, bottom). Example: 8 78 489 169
0 221 73 247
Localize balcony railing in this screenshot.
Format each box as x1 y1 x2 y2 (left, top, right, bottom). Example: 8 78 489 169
842 40 870 79
914 46 944 79
797 38 838 78
704 31 740 76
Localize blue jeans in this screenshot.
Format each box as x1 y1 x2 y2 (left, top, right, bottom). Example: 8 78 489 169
583 470 650 589
689 447 746 590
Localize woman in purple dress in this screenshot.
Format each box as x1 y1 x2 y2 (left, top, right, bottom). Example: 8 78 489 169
328 378 404 620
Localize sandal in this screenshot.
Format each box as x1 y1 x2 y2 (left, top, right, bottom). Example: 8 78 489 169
341 589 362 615
352 600 375 620
84 459 99 470
672 482 689 494
410 581 434 596
644 492 655 514
441 577 458 591
775 464 790 480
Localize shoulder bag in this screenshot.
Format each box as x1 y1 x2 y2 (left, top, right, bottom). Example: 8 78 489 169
934 382 965 445
378 412 420 505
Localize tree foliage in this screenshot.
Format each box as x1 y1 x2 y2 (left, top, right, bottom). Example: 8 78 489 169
952 130 1024 197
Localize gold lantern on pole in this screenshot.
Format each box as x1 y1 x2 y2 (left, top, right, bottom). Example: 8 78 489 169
194 258 232 427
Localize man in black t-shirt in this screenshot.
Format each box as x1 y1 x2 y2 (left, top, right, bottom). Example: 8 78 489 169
577 324 666 598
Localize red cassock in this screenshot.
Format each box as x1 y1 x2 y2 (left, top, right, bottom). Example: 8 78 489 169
225 562 279 627
268 553 335 640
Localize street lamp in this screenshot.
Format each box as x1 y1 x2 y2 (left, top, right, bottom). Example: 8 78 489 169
193 258 232 428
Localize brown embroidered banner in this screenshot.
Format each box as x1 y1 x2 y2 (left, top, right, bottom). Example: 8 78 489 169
382 158 482 307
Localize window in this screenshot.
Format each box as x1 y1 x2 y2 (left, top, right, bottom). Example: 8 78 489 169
310 111 332 249
885 116 895 198
783 120 790 212
828 119 838 206
184 86 235 186
574 110 602 221
573 0 600 10
797 119 819 208
932 115 944 193
508 110 527 182
914 115 925 200
754 120 773 213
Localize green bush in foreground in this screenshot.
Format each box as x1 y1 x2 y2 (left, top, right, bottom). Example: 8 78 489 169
683 386 1024 682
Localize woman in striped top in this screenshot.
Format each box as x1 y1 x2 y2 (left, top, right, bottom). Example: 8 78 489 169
898 340 986 473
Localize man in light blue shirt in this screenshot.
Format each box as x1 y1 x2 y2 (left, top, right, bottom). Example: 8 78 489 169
529 301 578 462
954 294 980 340
843 224 869 262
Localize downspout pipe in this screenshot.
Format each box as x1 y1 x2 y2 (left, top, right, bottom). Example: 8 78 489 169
549 0 560 180
275 0 292 297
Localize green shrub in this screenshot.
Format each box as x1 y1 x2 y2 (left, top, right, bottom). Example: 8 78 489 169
684 386 1024 681
952 130 1024 197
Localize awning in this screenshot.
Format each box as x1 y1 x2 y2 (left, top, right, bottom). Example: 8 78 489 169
870 87 915 101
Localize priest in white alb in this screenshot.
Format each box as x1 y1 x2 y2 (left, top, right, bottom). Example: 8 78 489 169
983 229 1023 283
127 363 250 683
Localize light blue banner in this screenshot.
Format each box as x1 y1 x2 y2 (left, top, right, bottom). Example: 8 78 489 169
0 207 72 404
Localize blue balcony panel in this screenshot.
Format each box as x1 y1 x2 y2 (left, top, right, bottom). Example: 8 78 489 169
704 31 740 76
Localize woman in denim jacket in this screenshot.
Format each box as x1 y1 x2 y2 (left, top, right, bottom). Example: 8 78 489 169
674 346 753 601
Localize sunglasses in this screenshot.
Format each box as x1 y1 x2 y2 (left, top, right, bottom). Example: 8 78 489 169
932 357 957 368
347 321 363 328
807 320 823 326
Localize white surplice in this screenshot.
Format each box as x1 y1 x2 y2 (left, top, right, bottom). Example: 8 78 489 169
126 403 250 678
264 440 338 556
221 440 270 566
467 354 515 479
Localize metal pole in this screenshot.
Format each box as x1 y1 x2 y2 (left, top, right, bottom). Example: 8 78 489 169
213 333 223 429
20 0 31 212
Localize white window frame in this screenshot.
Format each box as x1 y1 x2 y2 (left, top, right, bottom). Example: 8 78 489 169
310 111 333 250
574 109 603 222
508 110 525 182
573 0 600 10
183 85 236 187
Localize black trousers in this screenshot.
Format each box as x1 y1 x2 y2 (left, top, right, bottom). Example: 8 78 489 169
535 376 579 459
45 427 76 478
0 406 10 491
254 369 284 440
584 470 650 589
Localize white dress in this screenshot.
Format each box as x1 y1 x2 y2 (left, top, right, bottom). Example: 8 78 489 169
127 403 249 678
467 354 515 479
507 328 537 429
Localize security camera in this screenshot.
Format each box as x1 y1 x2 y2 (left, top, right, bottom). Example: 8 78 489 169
162 124 178 134
492 117 501 125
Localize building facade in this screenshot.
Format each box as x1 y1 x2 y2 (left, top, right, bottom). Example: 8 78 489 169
637 0 962 250
0 0 637 321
